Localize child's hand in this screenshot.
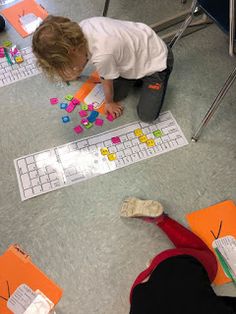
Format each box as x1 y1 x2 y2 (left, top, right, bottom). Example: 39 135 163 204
105 102 124 119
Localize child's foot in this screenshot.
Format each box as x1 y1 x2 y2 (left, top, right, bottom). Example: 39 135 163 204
120 197 164 219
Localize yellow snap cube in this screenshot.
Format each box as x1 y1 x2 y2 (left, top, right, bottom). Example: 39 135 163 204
108 153 117 161
100 148 109 155
134 129 143 137
146 139 156 147
139 135 148 143
15 56 24 63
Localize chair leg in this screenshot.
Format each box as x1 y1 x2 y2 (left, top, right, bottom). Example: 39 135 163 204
102 0 110 17
169 0 198 48
229 0 235 56
192 66 236 142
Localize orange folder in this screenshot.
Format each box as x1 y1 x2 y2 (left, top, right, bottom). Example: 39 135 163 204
186 200 236 285
74 72 106 115
0 244 62 313
1 0 48 38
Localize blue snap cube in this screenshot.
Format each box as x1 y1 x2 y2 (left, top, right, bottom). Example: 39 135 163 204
88 110 99 123
62 116 70 123
60 102 68 109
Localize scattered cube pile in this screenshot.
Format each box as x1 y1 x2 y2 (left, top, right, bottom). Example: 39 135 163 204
50 94 115 134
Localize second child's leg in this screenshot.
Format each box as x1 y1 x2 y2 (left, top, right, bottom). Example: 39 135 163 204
157 215 210 251
151 215 218 282
130 215 218 301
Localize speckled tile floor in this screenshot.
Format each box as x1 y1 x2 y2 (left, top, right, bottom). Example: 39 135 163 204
0 1 235 313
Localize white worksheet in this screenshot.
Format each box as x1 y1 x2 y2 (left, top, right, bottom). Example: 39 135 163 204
213 236 236 276
14 111 188 201
84 83 104 109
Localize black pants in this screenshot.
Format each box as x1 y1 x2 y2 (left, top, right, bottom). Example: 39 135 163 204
113 47 174 122
130 256 236 314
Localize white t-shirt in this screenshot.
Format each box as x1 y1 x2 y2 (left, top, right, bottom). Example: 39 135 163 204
79 17 168 80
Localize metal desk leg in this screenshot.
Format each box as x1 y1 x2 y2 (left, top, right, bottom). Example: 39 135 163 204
103 0 110 17
192 66 236 142
229 0 235 56
169 0 198 48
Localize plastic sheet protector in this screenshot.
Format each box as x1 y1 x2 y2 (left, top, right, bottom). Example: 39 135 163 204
14 111 188 201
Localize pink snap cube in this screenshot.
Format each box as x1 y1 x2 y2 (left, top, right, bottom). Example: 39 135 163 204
72 98 80 105
0 48 4 58
81 118 89 125
88 104 94 111
66 102 76 113
106 114 115 122
111 136 121 144
74 125 83 134
50 98 59 105
95 118 104 126
79 110 88 117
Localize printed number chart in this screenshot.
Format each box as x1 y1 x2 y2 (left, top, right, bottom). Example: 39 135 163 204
84 83 104 109
14 111 188 201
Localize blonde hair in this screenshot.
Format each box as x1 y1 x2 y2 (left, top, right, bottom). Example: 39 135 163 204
32 15 87 79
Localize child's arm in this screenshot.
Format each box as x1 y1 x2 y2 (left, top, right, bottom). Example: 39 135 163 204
101 78 124 118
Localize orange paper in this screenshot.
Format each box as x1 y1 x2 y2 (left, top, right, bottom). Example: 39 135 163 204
186 200 236 285
0 244 62 313
74 72 106 115
1 0 48 38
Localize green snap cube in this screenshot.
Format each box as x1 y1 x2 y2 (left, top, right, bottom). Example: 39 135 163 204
153 129 163 138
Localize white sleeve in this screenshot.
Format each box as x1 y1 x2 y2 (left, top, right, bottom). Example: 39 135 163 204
93 54 120 80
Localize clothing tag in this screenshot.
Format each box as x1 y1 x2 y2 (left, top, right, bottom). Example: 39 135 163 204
7 284 37 314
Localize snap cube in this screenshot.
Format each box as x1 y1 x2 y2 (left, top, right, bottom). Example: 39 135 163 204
72 98 80 105
108 153 117 161
15 56 24 63
60 103 68 109
106 114 114 122
146 139 155 147
50 98 59 105
65 94 74 101
153 129 163 138
139 135 148 143
111 137 121 144
79 110 88 117
66 102 76 113
81 104 88 110
62 116 70 123
88 104 94 111
88 111 99 123
74 125 83 134
134 129 143 137
95 118 104 126
101 148 109 155
84 122 93 129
